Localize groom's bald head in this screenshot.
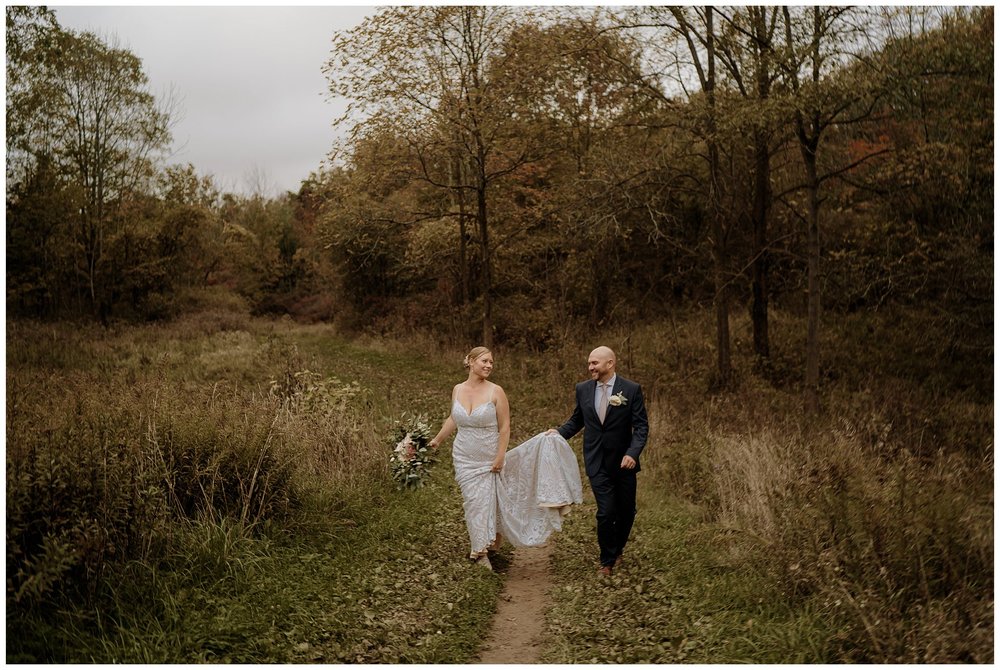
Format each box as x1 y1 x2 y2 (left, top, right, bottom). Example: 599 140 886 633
591 346 616 364
588 346 617 382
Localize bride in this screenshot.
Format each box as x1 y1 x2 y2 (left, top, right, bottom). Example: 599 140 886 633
429 346 583 570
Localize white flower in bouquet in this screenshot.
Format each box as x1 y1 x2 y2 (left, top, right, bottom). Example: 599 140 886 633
395 434 414 460
389 414 435 489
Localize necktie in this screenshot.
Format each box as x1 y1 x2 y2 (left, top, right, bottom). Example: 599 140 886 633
597 382 609 423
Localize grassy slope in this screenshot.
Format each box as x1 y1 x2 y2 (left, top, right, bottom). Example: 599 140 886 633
45 489 500 663
8 311 992 662
542 489 843 663
7 320 504 663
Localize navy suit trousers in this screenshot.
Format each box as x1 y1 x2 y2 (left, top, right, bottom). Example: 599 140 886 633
588 466 637 566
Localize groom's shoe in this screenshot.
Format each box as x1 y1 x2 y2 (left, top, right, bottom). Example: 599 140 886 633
598 565 613 578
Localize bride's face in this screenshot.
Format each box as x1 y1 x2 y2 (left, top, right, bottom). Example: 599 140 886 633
471 353 494 379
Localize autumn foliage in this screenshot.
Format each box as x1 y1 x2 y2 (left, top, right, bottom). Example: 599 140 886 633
5 5 992 664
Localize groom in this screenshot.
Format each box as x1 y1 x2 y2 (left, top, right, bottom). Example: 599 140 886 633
548 346 649 577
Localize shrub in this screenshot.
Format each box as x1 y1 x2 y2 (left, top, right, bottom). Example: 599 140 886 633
7 409 168 608
6 320 386 618
149 390 300 525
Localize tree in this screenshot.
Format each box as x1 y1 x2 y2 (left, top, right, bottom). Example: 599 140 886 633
7 15 176 319
826 8 993 395
326 6 552 346
46 29 173 317
157 164 225 288
503 15 682 328
6 154 83 314
637 5 735 386
779 7 894 412
876 7 992 231
715 7 783 364
5 6 61 187
312 123 452 334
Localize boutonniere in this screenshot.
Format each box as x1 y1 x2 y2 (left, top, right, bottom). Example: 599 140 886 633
608 391 627 407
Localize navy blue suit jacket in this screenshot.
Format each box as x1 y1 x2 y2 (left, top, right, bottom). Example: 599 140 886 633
557 376 649 478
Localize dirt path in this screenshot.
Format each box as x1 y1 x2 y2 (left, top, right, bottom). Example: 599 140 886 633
476 544 553 664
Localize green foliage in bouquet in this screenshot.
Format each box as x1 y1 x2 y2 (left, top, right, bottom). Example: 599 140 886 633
388 414 435 490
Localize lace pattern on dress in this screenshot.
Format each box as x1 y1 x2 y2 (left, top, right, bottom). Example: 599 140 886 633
451 401 583 558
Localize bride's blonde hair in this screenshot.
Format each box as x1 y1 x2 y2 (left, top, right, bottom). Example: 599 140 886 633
463 346 492 369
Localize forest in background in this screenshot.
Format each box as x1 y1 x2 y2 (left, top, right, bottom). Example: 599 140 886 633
6 5 993 663
7 6 993 401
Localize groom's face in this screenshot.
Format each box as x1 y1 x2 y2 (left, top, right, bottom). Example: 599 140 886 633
588 353 614 382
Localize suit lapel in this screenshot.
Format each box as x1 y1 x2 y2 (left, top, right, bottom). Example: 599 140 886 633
585 379 599 423
605 377 624 424
587 380 608 426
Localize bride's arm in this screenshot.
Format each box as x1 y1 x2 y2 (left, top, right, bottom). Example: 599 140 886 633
429 415 456 449
429 385 459 448
491 386 511 472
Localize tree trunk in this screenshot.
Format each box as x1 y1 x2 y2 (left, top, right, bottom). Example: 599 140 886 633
802 7 823 414
451 151 470 309
751 127 771 363
749 6 773 365
462 7 493 347
590 251 609 325
705 7 732 387
712 233 732 388
803 145 821 414
476 162 493 347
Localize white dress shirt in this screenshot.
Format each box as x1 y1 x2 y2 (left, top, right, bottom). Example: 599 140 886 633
594 374 617 416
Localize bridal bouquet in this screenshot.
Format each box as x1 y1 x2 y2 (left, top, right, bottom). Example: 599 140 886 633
388 414 435 490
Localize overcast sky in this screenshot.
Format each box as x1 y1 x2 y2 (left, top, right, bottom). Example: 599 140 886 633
53 5 377 196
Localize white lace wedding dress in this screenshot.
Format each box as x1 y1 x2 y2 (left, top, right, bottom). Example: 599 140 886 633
451 400 583 558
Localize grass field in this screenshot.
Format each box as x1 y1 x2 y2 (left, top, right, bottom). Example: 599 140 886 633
7 316 503 662
6 306 993 662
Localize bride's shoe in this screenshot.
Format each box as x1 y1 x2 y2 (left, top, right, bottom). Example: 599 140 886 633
475 555 493 570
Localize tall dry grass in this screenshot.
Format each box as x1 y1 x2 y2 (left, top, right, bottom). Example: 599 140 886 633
621 309 993 663
472 304 989 662
6 315 385 616
7 301 991 662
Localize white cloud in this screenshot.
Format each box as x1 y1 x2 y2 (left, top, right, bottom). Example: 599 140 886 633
53 5 375 195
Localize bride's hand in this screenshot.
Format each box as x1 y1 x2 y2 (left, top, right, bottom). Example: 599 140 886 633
490 457 504 473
